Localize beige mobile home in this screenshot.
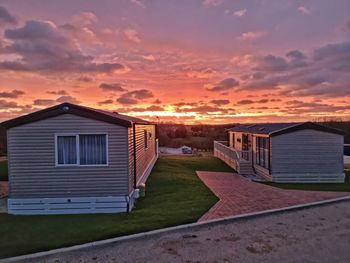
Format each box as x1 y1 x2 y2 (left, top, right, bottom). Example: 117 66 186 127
2 103 158 215
214 122 344 183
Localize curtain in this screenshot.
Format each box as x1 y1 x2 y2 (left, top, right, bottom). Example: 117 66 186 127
80 135 107 165
57 136 77 164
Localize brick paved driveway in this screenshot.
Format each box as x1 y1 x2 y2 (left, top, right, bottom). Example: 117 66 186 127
197 171 349 221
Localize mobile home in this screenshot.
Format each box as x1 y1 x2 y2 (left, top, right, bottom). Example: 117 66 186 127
2 103 158 215
214 122 344 183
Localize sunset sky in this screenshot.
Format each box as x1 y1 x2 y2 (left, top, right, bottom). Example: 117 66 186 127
0 0 349 124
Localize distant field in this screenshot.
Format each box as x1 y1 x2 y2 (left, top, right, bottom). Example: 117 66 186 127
162 136 215 150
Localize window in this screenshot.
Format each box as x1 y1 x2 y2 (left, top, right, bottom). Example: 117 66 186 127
144 130 148 149
255 137 269 169
57 136 77 165
56 134 108 166
80 135 107 165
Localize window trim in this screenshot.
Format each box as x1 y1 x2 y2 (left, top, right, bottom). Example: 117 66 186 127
144 130 148 150
55 133 109 167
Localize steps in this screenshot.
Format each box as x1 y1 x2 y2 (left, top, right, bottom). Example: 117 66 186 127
238 162 255 175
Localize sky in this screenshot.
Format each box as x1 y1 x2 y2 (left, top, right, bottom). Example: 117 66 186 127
0 0 349 124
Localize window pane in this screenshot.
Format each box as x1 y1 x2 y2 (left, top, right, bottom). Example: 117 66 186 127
57 136 77 164
80 135 107 165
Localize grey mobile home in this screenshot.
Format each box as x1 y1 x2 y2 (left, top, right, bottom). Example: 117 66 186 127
2 103 158 215
214 122 344 183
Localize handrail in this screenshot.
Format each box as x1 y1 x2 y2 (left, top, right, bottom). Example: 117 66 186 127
214 141 251 162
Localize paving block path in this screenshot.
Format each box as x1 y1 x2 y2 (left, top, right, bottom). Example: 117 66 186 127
197 171 349 221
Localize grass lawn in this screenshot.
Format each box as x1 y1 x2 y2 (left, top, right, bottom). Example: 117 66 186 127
0 161 7 181
0 155 232 259
263 171 350 192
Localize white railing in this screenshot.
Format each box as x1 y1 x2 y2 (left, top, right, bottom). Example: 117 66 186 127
214 141 251 171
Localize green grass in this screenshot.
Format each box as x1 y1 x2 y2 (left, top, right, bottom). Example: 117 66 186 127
263 171 350 192
0 161 7 181
0 155 232 259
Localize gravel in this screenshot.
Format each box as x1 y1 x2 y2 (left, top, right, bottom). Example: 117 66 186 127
18 200 350 263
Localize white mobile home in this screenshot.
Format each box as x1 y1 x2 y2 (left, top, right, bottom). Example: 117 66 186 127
214 122 344 183
2 103 158 215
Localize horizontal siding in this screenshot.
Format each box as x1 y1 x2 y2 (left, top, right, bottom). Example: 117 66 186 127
271 129 344 177
128 127 134 194
134 124 156 185
8 114 129 198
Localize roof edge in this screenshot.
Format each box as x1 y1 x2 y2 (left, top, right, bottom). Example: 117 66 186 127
1 103 134 129
270 121 345 136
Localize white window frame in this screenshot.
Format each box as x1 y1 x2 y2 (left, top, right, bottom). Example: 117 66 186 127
55 133 109 167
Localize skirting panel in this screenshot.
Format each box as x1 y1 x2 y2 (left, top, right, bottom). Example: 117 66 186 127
136 154 158 186
272 173 345 183
8 196 130 215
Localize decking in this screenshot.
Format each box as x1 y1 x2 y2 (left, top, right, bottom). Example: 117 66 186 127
213 141 254 174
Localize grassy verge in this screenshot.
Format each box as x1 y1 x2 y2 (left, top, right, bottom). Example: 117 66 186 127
0 161 7 181
263 171 350 192
0 155 232 259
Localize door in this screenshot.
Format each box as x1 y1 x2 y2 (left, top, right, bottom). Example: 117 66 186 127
242 134 249 160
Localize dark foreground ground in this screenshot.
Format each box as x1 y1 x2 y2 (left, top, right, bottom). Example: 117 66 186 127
19 200 350 263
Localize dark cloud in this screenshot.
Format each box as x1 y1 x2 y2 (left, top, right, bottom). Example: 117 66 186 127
47 90 68 95
286 50 307 60
0 6 17 25
256 99 269 103
0 99 21 109
33 95 81 106
236 99 254 105
33 99 56 106
284 100 350 114
253 55 289 72
207 78 239 92
117 89 154 105
146 105 164 111
173 102 198 107
180 105 229 113
241 41 350 98
56 95 81 104
98 99 114 106
114 105 165 113
210 99 230 105
127 89 154 99
153 99 162 104
99 83 126 92
313 42 350 61
116 97 138 105
77 76 93 82
0 89 24 98
252 72 266 80
0 20 126 73
313 42 350 72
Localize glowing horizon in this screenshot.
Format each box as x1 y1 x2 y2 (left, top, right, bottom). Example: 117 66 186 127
0 0 349 124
